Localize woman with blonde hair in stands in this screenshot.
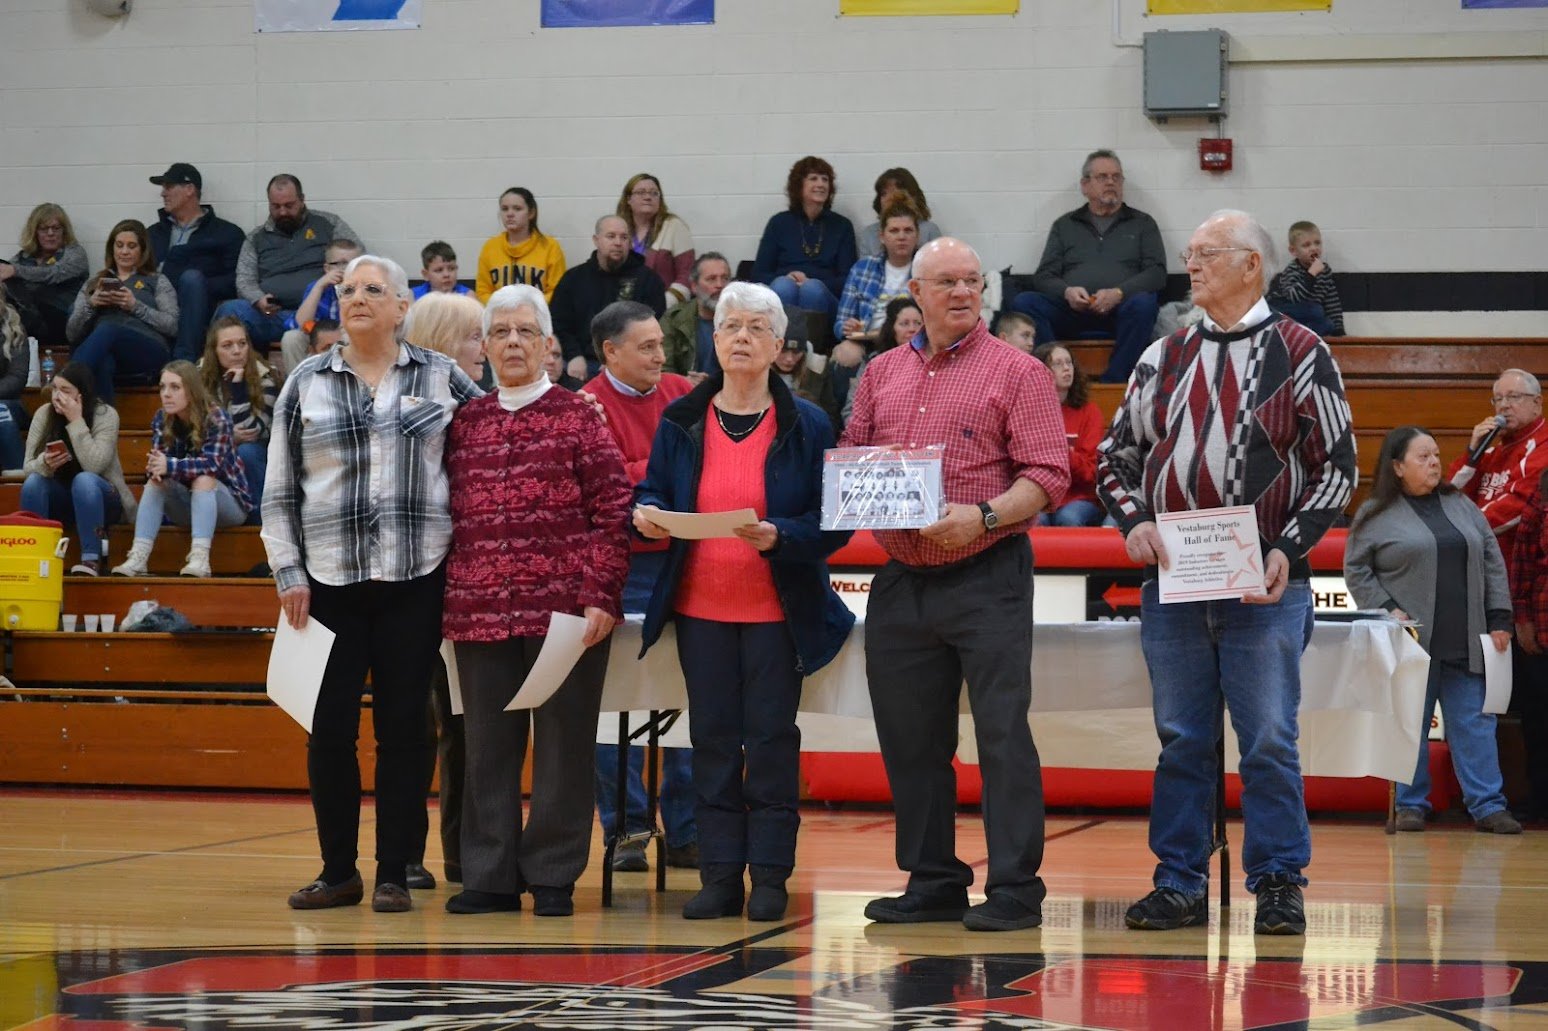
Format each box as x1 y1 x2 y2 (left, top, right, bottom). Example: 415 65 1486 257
0 202 89 347
406 292 490 388
616 173 696 306
199 317 278 513
112 360 253 578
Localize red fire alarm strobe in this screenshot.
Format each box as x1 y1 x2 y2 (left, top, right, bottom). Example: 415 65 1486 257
1199 138 1233 173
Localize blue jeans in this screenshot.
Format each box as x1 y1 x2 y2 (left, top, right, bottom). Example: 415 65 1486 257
1268 300 1337 339
172 269 231 362
1398 659 1508 820
134 478 247 543
0 400 28 471
237 441 267 524
20 472 122 560
71 323 169 403
1036 498 1104 527
213 299 291 347
594 744 697 848
1010 290 1161 384
1140 579 1314 896
770 276 837 318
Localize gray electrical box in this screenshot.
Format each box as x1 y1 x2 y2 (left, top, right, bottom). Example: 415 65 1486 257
1143 29 1228 122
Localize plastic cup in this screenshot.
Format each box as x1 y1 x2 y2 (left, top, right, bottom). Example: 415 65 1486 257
61 614 78 632
100 614 116 632
84 614 100 633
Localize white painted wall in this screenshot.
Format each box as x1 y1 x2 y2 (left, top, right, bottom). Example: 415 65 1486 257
2 0 1544 305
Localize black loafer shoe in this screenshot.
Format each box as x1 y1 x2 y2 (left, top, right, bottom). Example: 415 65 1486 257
1125 887 1206 931
287 874 364 910
531 884 575 917
863 892 969 924
371 882 412 913
1253 874 1305 936
963 893 1041 931
406 863 436 890
446 889 522 914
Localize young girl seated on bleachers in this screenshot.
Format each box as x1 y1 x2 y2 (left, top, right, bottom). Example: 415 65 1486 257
19 361 138 576
112 360 253 578
198 317 277 517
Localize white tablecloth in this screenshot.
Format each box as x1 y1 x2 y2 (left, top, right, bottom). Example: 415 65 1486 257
597 618 1430 782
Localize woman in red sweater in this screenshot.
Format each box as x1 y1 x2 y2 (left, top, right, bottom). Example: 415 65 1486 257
1033 342 1107 527
441 284 633 918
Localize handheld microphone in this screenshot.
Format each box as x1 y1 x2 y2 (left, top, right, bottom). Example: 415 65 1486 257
1467 414 1508 465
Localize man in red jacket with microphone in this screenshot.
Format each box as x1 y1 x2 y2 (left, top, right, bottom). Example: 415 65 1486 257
1449 370 1548 567
1448 368 1548 820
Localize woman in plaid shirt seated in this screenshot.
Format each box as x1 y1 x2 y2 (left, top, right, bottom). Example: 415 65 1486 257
111 359 252 578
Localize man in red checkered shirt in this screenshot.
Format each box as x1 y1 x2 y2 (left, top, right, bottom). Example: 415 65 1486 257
841 237 1070 933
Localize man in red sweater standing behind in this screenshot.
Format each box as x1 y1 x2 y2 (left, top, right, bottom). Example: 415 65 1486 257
583 300 698 873
1449 368 1548 819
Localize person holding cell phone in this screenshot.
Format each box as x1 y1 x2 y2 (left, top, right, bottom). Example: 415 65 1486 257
19 361 138 576
66 219 177 403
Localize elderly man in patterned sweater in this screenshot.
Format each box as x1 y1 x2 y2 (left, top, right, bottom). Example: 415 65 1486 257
1097 209 1357 937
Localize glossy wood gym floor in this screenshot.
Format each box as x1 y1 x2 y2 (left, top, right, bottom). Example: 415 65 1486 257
3 790 1547 1029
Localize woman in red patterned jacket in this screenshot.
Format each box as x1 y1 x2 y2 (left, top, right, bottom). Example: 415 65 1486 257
442 283 633 919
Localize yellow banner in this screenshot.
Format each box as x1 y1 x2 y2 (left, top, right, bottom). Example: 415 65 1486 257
1148 0 1328 12
841 0 1018 15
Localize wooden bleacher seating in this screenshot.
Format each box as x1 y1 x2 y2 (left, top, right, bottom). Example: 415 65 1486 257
4 337 1546 791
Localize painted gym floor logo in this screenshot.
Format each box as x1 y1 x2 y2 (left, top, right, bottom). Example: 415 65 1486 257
8 944 1537 1030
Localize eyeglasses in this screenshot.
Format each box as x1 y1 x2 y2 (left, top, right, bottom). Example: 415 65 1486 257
719 319 775 337
37 224 64 234
336 283 394 301
630 188 661 199
1180 247 1252 265
488 325 544 343
1085 173 1124 184
1492 392 1540 407
922 275 984 292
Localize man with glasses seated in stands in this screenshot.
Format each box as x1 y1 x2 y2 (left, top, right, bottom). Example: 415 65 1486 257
1009 149 1165 384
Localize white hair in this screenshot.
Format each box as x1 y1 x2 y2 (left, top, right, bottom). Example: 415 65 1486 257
713 281 788 339
1500 368 1542 395
911 237 982 279
342 254 411 299
483 284 552 338
1205 209 1278 290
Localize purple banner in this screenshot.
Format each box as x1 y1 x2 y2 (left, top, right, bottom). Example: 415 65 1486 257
541 0 713 27
1462 0 1548 8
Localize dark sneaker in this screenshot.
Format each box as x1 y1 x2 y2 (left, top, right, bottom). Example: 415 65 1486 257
531 884 575 917
1476 810 1523 835
1394 808 1426 832
1125 887 1206 930
665 841 700 869
406 863 436 890
863 892 969 924
1253 874 1305 935
445 889 521 914
612 840 649 872
69 559 102 577
963 893 1041 931
287 873 363 910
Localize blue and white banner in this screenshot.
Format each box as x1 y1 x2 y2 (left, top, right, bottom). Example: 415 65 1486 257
255 0 422 32
541 0 713 28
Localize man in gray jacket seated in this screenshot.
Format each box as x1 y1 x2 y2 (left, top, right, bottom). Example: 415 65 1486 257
1010 149 1165 384
214 174 361 348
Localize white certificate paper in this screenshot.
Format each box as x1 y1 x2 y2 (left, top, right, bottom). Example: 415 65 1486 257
640 506 758 540
505 611 591 711
1155 506 1265 603
1481 634 1513 714
266 616 336 733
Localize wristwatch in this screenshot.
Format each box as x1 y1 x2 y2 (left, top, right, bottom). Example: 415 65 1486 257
978 502 999 530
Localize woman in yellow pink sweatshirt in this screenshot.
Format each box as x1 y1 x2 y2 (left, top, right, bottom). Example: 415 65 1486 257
475 187 567 303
